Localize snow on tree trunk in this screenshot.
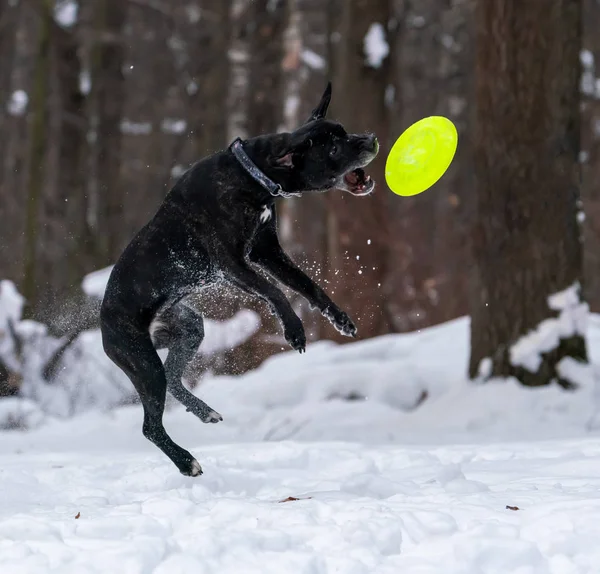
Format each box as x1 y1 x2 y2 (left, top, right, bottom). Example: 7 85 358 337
470 0 588 387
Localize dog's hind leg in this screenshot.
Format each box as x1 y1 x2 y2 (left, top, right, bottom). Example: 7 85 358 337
101 310 202 476
153 303 222 424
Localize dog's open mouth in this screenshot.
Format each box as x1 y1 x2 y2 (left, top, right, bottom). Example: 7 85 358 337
342 168 374 196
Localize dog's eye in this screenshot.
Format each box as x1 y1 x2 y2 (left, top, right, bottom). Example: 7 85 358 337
329 145 338 157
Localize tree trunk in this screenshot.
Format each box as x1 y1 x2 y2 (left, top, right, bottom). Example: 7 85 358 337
470 0 587 387
235 0 290 369
385 0 475 332
35 17 88 322
247 0 288 136
0 0 28 284
189 0 230 157
327 0 394 340
581 0 600 312
89 0 126 265
22 0 52 315
284 0 330 343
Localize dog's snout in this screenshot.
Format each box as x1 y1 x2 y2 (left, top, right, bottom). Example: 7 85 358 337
360 134 379 154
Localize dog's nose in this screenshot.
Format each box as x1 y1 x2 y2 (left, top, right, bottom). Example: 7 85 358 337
365 134 379 154
371 136 379 154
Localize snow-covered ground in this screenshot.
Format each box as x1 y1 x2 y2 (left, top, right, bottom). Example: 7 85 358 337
3 316 600 573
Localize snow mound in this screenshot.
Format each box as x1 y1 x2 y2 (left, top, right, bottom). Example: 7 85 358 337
0 397 44 430
1 300 600 572
3 313 598 447
81 266 114 299
0 281 25 371
511 283 588 372
1 275 261 419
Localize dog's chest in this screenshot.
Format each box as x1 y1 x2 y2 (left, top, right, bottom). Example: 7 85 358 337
259 205 272 224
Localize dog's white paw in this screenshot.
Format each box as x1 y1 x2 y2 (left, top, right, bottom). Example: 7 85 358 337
202 410 223 424
189 459 203 476
179 458 203 477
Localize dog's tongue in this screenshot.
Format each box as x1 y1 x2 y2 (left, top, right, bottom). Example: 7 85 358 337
344 169 362 186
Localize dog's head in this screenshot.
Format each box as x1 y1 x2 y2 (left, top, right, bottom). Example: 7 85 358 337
267 83 379 196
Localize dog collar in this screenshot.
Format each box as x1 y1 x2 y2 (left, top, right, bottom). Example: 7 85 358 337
230 138 300 199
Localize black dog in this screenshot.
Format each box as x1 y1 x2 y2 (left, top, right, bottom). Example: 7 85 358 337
100 83 379 476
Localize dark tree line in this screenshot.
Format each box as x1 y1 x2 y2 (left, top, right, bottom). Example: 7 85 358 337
0 0 598 388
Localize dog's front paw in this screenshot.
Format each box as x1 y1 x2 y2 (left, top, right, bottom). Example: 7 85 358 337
182 459 203 477
284 317 306 353
323 305 357 338
201 409 223 424
174 450 203 477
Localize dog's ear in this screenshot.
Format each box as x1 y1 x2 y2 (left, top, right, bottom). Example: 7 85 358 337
306 82 332 122
269 137 313 169
271 152 294 169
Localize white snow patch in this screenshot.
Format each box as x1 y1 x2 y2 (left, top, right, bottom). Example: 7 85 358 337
0 281 24 331
200 309 261 356
364 23 389 69
120 119 152 135
54 0 78 28
6 90 28 116
384 84 395 107
478 356 492 379
284 95 300 121
4 315 600 571
548 283 581 311
407 14 426 28
171 164 187 178
228 48 248 64
185 3 201 23
511 283 588 372
81 266 114 299
440 34 456 50
580 49 594 69
0 397 44 430
0 276 261 417
0 281 25 372
186 80 199 95
583 71 597 97
18 327 134 418
300 49 326 70
79 69 91 94
9 309 260 419
580 50 598 98
448 95 467 117
161 118 187 135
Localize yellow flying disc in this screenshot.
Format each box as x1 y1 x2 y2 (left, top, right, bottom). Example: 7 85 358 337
385 116 458 197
